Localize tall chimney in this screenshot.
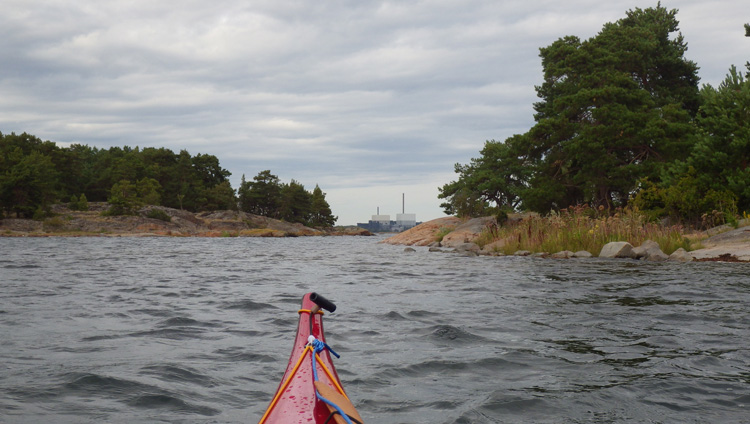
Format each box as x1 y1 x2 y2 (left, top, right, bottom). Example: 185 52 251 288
402 193 405 214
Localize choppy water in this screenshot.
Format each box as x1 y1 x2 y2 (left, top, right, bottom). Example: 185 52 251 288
0 236 748 423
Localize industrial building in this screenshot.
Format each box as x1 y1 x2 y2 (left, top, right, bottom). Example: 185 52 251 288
356 195 420 232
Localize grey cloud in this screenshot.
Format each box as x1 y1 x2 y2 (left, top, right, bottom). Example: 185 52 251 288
1 0 747 224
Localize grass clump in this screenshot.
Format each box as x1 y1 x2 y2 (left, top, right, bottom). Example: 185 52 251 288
483 205 693 256
435 226 455 242
42 216 67 232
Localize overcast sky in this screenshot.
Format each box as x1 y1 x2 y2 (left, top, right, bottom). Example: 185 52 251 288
2 1 747 225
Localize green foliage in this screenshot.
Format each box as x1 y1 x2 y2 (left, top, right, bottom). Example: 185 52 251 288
439 135 530 217
144 208 172 222
0 132 240 215
527 5 698 210
69 194 80 210
309 185 337 227
632 63 750 227
1 132 337 223
78 193 89 211
136 177 162 205
67 193 89 211
679 64 750 213
435 226 455 242
237 171 336 227
0 139 59 218
239 170 282 217
105 179 142 216
439 5 700 217
203 181 237 211
633 169 738 228
279 180 312 224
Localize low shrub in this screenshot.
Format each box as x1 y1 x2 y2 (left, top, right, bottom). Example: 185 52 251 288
145 208 171 222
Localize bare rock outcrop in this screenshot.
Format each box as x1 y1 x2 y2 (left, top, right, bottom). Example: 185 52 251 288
439 217 495 248
690 226 750 262
380 216 462 246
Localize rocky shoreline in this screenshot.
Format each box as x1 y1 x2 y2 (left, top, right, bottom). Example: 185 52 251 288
0 203 373 238
382 217 750 262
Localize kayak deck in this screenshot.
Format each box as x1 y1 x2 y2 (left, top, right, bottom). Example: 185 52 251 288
259 293 363 424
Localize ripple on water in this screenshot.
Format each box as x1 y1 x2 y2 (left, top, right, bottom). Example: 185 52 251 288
223 299 278 311
1 237 749 424
139 364 219 387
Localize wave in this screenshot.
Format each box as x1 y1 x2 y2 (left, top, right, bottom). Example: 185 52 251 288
139 364 219 388
223 299 278 311
157 316 221 328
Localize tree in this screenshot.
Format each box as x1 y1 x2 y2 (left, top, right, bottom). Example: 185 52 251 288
279 180 312 224
441 5 701 216
0 148 59 218
526 5 699 211
662 64 750 214
68 194 80 210
78 193 89 211
309 185 337 227
237 174 250 212
107 179 141 215
241 170 282 217
439 135 531 216
192 153 231 188
136 177 162 205
204 181 238 211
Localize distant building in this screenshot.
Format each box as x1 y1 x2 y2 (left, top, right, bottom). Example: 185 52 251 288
357 213 420 233
371 214 391 225
357 196 420 232
396 213 416 227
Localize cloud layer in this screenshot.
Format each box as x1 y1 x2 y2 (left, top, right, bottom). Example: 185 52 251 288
2 0 747 224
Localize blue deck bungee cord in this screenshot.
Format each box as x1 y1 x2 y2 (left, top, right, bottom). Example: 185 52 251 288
308 336 354 424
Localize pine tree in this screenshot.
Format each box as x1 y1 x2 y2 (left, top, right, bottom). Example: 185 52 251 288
78 193 89 211
309 185 337 227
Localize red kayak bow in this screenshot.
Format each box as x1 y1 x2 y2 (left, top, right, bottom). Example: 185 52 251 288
259 293 364 424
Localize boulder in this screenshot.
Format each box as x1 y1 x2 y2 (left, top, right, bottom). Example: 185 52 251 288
454 242 481 253
481 238 507 255
514 250 532 256
551 250 574 259
646 249 669 261
632 240 660 259
572 250 592 258
403 247 416 253
599 242 636 259
668 248 694 262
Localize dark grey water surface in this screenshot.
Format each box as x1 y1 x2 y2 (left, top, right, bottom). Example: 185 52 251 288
1 236 748 423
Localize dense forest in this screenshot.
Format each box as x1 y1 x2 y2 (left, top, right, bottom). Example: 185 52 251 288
0 133 337 227
439 6 750 226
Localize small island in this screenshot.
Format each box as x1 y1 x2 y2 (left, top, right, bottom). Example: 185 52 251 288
0 202 371 238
